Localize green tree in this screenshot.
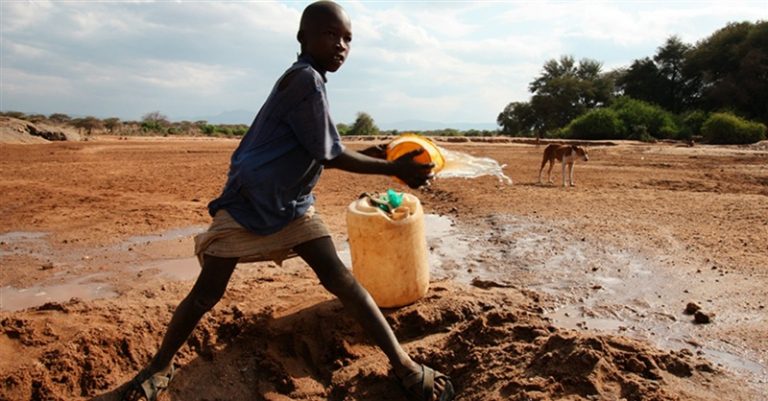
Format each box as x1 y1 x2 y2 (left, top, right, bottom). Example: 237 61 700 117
349 112 379 135
103 117 122 134
141 111 170 132
1 111 26 119
72 116 104 135
616 36 696 113
615 58 662 103
48 113 71 124
686 21 768 124
528 56 613 135
336 122 351 135
201 124 216 135
496 101 537 136
27 114 47 123
655 36 695 113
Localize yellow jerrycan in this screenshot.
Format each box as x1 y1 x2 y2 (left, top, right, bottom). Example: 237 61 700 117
346 192 429 308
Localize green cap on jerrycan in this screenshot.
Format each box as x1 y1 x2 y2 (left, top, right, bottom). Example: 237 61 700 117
386 189 403 208
375 189 403 213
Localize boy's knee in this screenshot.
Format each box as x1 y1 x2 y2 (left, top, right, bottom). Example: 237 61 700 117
320 269 360 297
189 290 224 313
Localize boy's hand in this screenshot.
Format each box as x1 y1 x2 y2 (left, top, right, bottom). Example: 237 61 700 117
321 148 433 188
358 143 387 159
392 149 435 189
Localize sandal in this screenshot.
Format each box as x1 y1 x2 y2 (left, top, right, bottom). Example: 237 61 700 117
397 364 455 401
121 364 175 401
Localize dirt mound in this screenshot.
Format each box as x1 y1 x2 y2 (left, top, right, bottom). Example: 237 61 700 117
391 286 719 401
0 278 731 401
0 117 81 144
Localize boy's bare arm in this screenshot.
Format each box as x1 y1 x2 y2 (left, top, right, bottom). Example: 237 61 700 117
322 148 434 188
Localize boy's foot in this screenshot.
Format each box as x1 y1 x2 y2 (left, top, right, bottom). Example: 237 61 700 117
396 364 454 401
121 364 175 401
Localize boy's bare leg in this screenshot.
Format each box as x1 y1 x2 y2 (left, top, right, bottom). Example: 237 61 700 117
142 255 238 374
294 236 451 396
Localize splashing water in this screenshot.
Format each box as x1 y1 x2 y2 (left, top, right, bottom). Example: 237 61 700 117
436 147 513 184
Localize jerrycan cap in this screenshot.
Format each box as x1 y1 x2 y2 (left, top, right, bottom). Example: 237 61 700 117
359 189 404 215
385 189 403 209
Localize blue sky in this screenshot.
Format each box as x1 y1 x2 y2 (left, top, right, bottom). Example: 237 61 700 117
1 1 765 130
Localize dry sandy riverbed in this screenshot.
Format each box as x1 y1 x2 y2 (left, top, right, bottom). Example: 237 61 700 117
1 136 766 400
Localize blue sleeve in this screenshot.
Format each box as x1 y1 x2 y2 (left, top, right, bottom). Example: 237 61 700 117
283 73 345 161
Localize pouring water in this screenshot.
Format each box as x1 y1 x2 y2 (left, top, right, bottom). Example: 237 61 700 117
437 147 513 184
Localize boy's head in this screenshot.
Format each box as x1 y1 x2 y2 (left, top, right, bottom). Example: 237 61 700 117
297 1 352 73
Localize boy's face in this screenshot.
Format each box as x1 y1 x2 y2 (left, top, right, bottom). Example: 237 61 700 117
302 8 352 73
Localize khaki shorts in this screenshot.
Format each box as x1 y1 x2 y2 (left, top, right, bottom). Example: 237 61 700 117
194 207 331 266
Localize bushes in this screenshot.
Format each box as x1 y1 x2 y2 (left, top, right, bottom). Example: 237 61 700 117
141 120 165 132
561 97 681 141
566 108 624 140
562 100 766 144
611 97 679 139
701 112 767 144
201 124 247 137
336 123 351 136
679 110 708 140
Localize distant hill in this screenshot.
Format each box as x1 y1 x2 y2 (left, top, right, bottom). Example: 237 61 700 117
380 120 498 132
184 112 498 132
186 110 254 125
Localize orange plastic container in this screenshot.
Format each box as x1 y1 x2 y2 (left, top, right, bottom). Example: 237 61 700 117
385 134 445 174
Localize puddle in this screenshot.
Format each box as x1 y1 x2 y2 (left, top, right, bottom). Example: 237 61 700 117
424 214 476 282
416 213 768 387
336 243 352 267
0 273 117 312
668 338 767 377
0 256 202 312
698 347 767 377
1 226 206 312
133 257 200 281
118 226 207 250
0 231 51 258
0 231 48 242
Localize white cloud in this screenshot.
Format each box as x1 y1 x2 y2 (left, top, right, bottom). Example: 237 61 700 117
450 35 564 63
1 0 765 125
1 67 75 97
0 0 54 32
496 0 767 47
68 9 139 39
130 60 246 93
3 40 48 59
238 2 300 36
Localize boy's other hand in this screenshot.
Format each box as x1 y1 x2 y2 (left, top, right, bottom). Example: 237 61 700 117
359 143 387 159
392 149 434 189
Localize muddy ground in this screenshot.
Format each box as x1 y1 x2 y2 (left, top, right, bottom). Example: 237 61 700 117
0 136 766 401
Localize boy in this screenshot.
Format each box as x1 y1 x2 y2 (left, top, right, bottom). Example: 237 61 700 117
121 1 455 401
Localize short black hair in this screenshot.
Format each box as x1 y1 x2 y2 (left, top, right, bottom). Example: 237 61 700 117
297 1 346 51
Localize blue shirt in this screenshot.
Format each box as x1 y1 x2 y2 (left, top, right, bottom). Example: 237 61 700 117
207 55 345 235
